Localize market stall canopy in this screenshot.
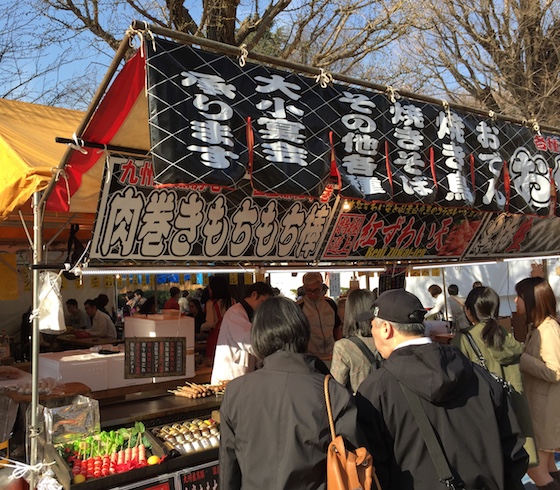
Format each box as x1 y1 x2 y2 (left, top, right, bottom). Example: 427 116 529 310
10 24 560 265
0 50 149 252
0 99 84 219
0 99 97 251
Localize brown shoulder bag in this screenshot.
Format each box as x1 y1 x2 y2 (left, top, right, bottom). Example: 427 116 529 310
324 374 381 490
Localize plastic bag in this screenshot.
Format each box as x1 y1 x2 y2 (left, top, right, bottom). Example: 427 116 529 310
43 395 100 445
38 272 66 334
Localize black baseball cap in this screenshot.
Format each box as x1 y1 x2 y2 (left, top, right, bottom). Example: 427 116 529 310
356 289 426 324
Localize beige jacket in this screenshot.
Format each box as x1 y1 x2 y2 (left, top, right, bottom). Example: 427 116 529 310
520 316 560 450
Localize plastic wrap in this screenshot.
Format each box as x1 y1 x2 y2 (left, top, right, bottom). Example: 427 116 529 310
43 395 100 445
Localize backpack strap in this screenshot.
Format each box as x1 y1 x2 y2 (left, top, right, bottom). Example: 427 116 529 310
399 382 463 488
347 336 378 365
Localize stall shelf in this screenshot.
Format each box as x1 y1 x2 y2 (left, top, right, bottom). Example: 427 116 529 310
48 394 222 490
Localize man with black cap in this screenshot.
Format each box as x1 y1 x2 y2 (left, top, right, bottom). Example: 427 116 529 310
355 289 527 490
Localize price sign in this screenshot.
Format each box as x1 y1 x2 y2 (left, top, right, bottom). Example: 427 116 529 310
125 475 175 490
124 337 186 378
177 462 219 490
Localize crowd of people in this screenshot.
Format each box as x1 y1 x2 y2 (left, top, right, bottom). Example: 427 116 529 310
212 272 560 490
51 270 560 488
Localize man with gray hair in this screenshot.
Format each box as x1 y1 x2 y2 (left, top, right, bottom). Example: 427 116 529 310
355 289 527 490
297 272 341 366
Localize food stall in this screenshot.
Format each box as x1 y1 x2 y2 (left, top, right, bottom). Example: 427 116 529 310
2 18 560 489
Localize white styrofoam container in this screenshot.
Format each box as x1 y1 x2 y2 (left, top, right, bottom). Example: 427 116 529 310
124 315 195 348
122 315 196 383
38 350 109 392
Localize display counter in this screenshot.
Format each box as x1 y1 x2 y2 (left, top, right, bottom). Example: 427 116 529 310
100 393 222 429
48 393 222 490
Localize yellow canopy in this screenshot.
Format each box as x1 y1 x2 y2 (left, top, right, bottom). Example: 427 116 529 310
0 98 84 220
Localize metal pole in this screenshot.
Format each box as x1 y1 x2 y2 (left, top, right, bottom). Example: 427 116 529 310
441 269 449 327
37 31 134 210
29 191 43 488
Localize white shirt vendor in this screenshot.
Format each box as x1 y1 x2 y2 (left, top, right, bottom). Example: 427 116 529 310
211 283 272 385
84 300 117 338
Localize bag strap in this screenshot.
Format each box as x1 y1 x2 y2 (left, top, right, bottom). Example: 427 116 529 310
399 383 462 489
464 331 489 371
323 374 336 442
450 296 464 307
347 336 378 365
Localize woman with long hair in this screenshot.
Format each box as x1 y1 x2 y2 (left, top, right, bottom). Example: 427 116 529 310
200 275 236 333
187 298 205 334
331 289 381 393
452 286 538 469
516 277 560 490
219 296 364 489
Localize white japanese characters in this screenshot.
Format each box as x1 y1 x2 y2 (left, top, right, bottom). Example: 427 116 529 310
181 71 239 169
390 101 432 197
92 157 333 261
436 110 474 204
254 74 308 166
475 120 506 207
337 91 384 195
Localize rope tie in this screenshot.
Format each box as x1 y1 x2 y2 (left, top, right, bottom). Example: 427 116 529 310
238 44 249 67
50 167 71 207
28 308 40 322
96 143 108 155
386 85 400 103
67 133 88 155
528 118 541 136
442 100 453 127
488 110 497 121
126 21 156 58
104 153 112 185
315 68 333 88
2 458 57 486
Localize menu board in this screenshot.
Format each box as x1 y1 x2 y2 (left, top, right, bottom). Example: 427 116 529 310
121 475 175 490
124 337 186 378
177 462 219 490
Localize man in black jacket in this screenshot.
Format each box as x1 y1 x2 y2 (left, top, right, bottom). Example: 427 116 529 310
355 289 528 490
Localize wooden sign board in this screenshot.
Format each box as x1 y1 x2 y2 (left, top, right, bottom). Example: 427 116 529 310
124 337 186 378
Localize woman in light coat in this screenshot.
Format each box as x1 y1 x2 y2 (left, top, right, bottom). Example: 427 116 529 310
331 288 381 393
516 277 560 490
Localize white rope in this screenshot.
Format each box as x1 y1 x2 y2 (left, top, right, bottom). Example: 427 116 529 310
529 118 541 136
28 308 40 322
104 152 112 185
2 458 55 481
315 68 333 88
238 44 249 67
488 110 497 121
126 21 156 58
442 100 453 127
96 143 108 156
386 86 400 103
50 167 72 207
67 133 88 155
